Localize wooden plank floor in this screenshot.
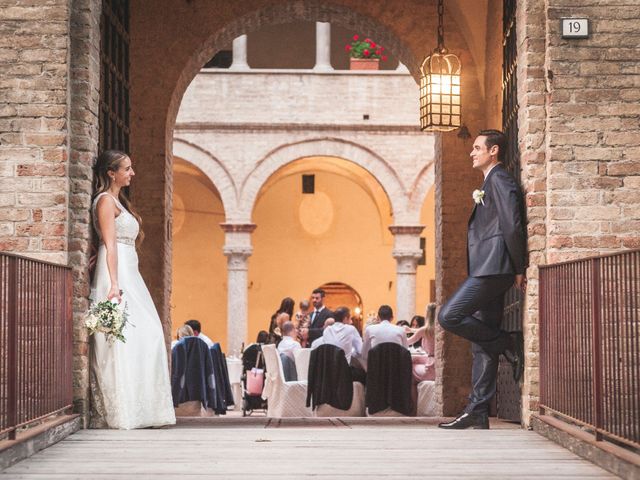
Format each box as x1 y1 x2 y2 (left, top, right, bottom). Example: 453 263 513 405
1 419 616 479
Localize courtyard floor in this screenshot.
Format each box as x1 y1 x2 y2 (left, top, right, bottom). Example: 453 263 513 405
1 418 616 479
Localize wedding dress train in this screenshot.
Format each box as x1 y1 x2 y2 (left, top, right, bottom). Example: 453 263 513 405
90 193 175 429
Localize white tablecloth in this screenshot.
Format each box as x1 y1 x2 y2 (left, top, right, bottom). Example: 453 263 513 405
226 357 243 410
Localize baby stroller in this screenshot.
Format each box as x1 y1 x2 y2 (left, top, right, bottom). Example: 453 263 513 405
241 343 268 416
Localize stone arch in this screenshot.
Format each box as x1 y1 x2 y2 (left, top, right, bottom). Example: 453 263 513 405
408 150 437 214
172 139 237 218
166 1 422 140
238 138 411 224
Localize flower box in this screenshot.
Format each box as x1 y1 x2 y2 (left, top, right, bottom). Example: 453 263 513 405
350 58 380 70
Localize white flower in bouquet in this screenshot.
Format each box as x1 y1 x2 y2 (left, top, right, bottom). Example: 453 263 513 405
85 297 131 343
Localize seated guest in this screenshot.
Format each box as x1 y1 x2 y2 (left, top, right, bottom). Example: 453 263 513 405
409 315 425 347
396 320 410 328
171 324 194 348
310 316 336 350
362 305 408 366
407 303 437 382
410 315 425 329
185 319 214 347
277 321 301 361
322 307 362 364
256 330 269 344
322 307 366 384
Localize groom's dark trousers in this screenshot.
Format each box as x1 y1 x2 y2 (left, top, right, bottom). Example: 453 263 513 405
438 163 526 415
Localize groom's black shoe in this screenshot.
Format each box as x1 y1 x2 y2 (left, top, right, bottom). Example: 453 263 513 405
504 331 524 383
438 412 489 430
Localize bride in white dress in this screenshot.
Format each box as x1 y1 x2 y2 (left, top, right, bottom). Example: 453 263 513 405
90 150 175 429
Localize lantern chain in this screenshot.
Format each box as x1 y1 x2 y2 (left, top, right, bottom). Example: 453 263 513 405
437 0 445 52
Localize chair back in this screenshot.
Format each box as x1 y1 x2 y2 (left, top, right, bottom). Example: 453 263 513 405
171 336 217 409
365 342 412 416
294 348 311 381
261 344 284 384
306 343 353 410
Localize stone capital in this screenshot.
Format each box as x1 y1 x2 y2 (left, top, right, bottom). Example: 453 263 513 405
388 225 425 236
392 249 423 273
223 246 252 270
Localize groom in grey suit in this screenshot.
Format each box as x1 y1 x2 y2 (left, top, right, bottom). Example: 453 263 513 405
438 129 527 430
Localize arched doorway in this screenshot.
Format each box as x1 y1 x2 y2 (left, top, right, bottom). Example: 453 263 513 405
127 0 497 417
317 281 364 331
248 155 399 344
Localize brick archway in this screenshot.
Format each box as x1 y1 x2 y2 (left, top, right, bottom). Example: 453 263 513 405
129 0 489 419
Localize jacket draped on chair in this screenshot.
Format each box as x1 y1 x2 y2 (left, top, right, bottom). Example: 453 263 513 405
365 342 412 416
171 336 217 410
306 344 353 411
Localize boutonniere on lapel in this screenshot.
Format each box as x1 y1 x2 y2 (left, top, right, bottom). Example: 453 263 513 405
472 189 485 206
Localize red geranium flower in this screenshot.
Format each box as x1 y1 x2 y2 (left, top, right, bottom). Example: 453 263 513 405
363 49 370 57
345 45 352 51
353 34 359 41
375 49 382 56
380 46 385 52
370 41 376 48
365 38 371 43
382 55 388 61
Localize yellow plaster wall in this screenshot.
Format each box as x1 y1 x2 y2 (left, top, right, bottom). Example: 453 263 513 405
171 163 227 349
171 159 436 352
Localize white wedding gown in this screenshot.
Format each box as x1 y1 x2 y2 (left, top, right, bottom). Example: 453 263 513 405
90 193 176 429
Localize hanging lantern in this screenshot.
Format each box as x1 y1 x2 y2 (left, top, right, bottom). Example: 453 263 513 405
420 0 461 132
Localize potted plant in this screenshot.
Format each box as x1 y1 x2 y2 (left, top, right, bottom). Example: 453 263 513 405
345 35 388 70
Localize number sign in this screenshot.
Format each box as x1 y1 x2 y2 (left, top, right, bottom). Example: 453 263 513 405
561 18 589 39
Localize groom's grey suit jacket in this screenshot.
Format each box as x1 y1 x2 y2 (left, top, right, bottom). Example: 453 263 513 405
467 164 527 277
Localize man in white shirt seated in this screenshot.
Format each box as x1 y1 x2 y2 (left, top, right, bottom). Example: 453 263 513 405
185 319 214 348
322 307 362 364
361 305 408 367
277 321 302 361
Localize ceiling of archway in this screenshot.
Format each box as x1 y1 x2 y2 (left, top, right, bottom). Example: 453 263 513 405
255 155 393 225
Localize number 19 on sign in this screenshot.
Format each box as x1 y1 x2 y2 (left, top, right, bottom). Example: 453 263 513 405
561 18 589 39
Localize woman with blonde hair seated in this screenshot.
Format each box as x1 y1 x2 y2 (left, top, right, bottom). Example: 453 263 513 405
171 324 194 348
406 303 437 382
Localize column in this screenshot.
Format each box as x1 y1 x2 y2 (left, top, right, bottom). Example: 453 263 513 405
389 225 425 323
221 223 256 354
230 34 249 70
313 22 333 71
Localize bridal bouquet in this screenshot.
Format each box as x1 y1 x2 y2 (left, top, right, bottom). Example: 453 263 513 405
85 298 130 343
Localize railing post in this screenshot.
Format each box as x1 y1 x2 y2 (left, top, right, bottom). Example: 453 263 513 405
591 258 603 441
7 257 17 440
65 269 74 409
539 267 546 415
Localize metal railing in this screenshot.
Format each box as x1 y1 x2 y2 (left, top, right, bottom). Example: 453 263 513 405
0 252 73 440
539 249 640 450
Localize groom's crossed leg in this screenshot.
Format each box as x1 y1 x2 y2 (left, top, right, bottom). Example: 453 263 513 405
437 275 514 354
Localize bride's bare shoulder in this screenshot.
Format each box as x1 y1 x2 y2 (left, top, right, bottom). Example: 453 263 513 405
95 194 120 215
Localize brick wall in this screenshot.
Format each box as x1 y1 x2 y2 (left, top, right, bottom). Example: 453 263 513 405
0 1 70 263
518 0 640 424
68 0 101 419
0 0 100 420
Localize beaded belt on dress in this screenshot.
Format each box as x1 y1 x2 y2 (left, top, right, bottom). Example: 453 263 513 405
101 239 135 246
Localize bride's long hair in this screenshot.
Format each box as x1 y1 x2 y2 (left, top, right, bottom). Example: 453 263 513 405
92 150 144 245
